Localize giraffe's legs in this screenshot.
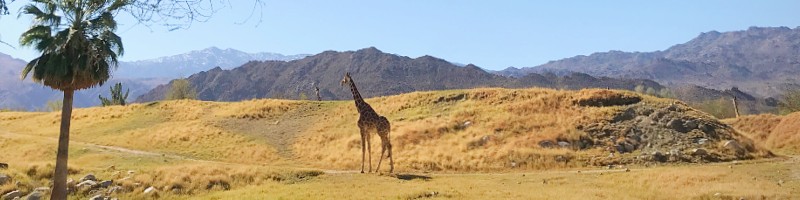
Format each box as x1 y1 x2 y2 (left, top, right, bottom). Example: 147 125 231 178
376 142 386 172
360 129 367 174
388 142 394 173
367 133 373 173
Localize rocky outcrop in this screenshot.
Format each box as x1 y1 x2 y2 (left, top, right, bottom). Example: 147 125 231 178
574 101 770 165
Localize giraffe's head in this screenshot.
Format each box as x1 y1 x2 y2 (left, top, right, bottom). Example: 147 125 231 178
340 72 352 87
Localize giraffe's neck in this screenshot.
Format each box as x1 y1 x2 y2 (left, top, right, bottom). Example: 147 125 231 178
348 79 374 115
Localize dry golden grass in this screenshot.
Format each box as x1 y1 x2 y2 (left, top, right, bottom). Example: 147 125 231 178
0 87 794 199
190 157 798 200
292 88 678 172
1 88 758 173
0 100 290 165
725 112 800 154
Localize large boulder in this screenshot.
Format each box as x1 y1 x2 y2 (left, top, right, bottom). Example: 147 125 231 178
99 180 113 188
23 191 43 200
80 174 97 182
76 180 98 191
723 140 744 154
0 174 9 185
143 186 158 195
1 190 20 200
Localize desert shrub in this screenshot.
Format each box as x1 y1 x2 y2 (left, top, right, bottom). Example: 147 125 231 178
779 88 800 114
165 79 197 100
43 100 62 112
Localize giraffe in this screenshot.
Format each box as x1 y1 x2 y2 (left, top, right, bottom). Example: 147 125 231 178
341 72 394 173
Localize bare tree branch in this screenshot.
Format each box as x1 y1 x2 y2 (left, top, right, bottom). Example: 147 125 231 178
125 0 265 30
0 0 11 16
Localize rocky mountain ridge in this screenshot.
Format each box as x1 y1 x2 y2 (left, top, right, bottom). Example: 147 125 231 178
498 26 800 97
135 47 666 102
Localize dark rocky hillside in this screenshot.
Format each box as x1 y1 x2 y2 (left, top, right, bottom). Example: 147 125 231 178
136 47 665 102
499 27 800 98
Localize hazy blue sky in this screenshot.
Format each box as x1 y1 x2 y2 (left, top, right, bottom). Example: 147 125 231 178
1 0 799 70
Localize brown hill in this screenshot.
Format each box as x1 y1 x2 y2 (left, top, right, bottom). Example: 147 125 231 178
725 112 800 154
135 47 665 102
501 27 800 98
2 88 771 172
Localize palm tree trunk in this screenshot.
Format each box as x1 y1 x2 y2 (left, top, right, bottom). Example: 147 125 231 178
51 89 74 200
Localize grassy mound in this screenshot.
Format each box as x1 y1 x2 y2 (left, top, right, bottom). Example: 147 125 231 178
293 88 770 171
725 112 800 154
0 88 770 174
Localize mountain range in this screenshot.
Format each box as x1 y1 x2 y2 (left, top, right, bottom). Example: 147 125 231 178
497 26 800 98
4 26 797 113
0 48 308 110
135 47 665 102
0 53 168 110
115 47 309 78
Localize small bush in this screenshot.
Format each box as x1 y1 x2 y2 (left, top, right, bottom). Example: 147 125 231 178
165 79 197 100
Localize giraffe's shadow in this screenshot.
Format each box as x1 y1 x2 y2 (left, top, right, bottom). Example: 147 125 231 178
392 173 433 181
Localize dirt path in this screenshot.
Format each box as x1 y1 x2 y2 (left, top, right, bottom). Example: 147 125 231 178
0 129 220 163
214 102 330 158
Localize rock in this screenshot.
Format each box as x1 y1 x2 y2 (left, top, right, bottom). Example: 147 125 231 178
0 163 7 169
698 123 714 134
557 141 571 148
89 194 105 200
33 187 49 193
107 186 123 194
538 140 555 148
99 180 113 188
667 119 687 132
2 190 20 200
614 144 625 153
683 120 698 130
0 174 9 185
691 148 707 156
611 108 636 122
697 138 708 145
723 140 744 153
76 180 98 189
667 103 680 111
23 192 42 200
621 142 635 153
80 174 97 182
651 151 667 162
143 186 157 195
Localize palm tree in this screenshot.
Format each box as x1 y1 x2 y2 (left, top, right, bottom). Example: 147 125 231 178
19 0 127 199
